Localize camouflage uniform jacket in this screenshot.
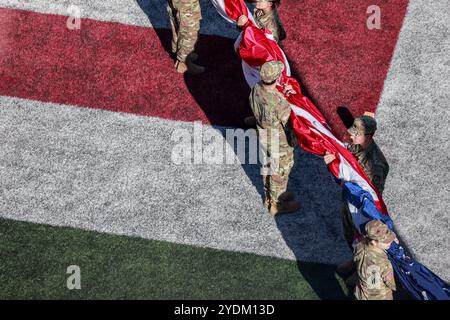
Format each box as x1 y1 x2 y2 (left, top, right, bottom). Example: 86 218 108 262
354 242 396 300
254 8 286 43
249 82 292 140
347 141 389 194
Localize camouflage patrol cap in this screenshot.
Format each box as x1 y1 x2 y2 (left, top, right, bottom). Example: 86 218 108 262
365 220 396 243
260 61 284 83
348 115 377 136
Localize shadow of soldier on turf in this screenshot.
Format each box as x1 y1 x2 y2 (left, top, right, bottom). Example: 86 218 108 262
272 147 352 300
211 132 354 299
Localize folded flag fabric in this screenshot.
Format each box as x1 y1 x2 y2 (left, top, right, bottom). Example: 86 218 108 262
387 242 450 300
343 182 450 300
342 181 394 233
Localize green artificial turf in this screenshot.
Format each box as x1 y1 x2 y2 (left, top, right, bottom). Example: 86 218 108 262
0 218 349 299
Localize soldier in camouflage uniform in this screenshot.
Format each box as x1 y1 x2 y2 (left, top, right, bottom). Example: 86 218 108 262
167 0 205 75
346 116 390 194
249 61 300 215
237 0 286 45
354 220 397 300
238 1 287 127
339 116 389 248
324 115 390 284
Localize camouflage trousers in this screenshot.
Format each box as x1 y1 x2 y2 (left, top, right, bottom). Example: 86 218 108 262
260 128 294 203
167 0 202 62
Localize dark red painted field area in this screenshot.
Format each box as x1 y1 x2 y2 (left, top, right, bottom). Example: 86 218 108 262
280 0 408 136
0 1 408 137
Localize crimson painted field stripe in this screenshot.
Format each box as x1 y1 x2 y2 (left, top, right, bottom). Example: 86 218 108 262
280 0 408 136
0 1 407 136
0 7 250 127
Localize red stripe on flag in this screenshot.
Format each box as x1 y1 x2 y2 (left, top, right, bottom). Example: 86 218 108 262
223 0 248 21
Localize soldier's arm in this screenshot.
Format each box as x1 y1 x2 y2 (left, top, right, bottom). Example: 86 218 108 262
266 19 280 43
367 164 387 194
277 95 292 125
382 262 396 291
273 8 287 41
